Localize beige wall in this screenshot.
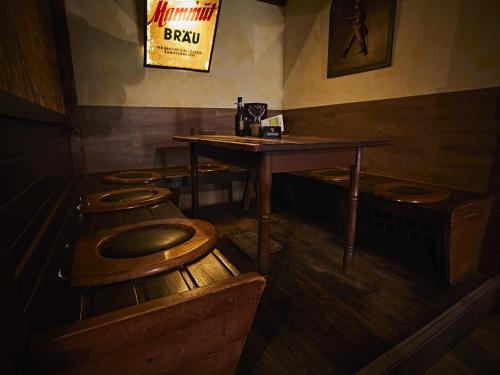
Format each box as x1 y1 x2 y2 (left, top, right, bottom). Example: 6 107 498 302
284 0 500 109
66 0 284 109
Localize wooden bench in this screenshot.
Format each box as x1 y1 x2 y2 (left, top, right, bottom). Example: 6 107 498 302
26 174 265 373
279 170 493 285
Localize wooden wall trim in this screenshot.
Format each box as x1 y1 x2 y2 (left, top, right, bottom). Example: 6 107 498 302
14 176 74 278
356 275 500 375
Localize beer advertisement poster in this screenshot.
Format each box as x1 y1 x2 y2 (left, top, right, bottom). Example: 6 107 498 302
145 0 222 72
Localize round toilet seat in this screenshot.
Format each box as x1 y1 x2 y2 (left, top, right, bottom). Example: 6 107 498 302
374 182 451 204
70 218 218 287
310 167 364 182
102 170 162 184
81 187 171 213
187 163 229 174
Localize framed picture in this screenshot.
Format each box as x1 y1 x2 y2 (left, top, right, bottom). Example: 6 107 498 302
144 0 222 72
327 0 396 78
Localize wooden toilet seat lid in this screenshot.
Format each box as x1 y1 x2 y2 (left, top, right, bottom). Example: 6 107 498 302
70 218 218 287
374 182 451 204
81 187 171 213
187 163 229 173
102 170 163 184
310 167 364 182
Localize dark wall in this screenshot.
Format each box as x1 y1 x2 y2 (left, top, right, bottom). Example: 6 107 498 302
0 0 75 371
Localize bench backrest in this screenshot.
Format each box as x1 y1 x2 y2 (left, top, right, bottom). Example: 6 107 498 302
285 88 500 194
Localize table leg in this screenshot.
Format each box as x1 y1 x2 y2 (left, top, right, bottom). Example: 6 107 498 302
257 154 272 275
190 144 199 218
343 147 362 275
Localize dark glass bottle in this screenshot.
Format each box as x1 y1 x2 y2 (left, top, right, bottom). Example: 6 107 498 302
235 97 245 136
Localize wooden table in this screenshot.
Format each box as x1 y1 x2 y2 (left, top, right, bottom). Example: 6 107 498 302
173 135 393 276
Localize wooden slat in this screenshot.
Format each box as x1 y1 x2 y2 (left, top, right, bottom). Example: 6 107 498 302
186 252 234 287
122 206 154 225
0 142 69 207
83 281 139 319
17 178 77 298
91 211 123 233
8 173 69 266
3 158 73 260
77 105 281 173
141 269 191 300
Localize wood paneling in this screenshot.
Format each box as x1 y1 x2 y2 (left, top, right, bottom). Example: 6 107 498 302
284 88 500 194
357 275 500 374
0 0 64 113
31 273 265 375
0 112 73 311
0 93 75 320
0 100 73 374
78 105 281 173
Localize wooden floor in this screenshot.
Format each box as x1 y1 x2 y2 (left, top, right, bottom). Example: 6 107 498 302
427 314 500 374
193 204 487 374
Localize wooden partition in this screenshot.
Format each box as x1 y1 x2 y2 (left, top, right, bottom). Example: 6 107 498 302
0 100 74 373
284 88 500 194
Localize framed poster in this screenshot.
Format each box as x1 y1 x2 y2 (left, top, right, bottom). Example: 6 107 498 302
145 0 222 72
327 0 396 78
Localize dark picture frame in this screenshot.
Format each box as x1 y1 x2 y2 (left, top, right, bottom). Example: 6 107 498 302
327 0 396 78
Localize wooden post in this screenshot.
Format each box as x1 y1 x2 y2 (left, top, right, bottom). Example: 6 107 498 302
257 154 272 275
190 144 199 218
343 148 362 275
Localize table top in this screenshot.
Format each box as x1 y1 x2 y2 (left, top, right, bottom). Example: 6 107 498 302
172 135 393 152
